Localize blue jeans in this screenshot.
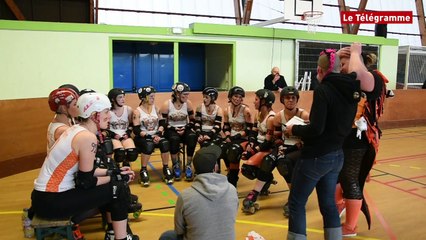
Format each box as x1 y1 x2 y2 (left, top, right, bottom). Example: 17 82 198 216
288 149 344 237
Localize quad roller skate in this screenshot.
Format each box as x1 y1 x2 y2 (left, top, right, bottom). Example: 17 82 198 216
130 194 138 204
242 190 260 214
163 166 174 185
259 179 278 196
185 165 194 181
173 163 182 181
139 168 150 187
128 201 143 219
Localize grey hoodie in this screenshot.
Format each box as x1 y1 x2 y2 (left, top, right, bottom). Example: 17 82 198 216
174 173 239 240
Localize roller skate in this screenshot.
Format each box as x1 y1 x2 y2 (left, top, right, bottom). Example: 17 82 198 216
163 166 174 185
72 224 85 240
242 190 260 214
130 194 138 204
173 163 182 181
185 165 194 181
259 179 278 196
283 201 290 218
128 201 143 219
139 168 150 187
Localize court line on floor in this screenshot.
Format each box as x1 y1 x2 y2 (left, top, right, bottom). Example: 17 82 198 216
377 153 426 164
370 178 425 199
139 212 380 240
364 191 397 240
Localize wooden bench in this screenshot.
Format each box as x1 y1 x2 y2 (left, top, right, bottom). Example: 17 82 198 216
31 215 73 240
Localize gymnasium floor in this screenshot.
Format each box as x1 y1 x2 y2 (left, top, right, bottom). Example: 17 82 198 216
1 126 425 240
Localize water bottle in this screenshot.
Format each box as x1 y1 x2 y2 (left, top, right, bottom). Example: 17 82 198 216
22 208 34 238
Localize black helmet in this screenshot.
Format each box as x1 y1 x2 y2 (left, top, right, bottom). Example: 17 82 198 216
255 89 275 108
79 88 96 95
280 86 300 104
58 84 80 96
107 88 125 102
228 86 245 99
137 86 156 100
202 87 218 101
172 82 190 94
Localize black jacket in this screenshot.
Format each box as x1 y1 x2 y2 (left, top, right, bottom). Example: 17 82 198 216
264 74 287 91
292 72 361 158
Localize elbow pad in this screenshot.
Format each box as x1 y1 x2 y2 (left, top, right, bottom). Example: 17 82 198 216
75 169 97 190
259 140 273 151
159 119 167 129
133 126 142 136
223 122 231 132
245 122 254 136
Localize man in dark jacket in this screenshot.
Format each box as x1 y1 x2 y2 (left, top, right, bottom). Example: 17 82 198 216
264 66 287 92
284 49 361 240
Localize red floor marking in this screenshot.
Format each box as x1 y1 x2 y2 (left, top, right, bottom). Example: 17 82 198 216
377 153 426 164
371 179 426 199
384 175 426 184
406 188 419 192
364 191 397 240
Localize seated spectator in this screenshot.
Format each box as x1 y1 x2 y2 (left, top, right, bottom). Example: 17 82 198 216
264 66 287 92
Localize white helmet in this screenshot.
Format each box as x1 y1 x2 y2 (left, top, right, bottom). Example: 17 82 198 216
77 93 111 118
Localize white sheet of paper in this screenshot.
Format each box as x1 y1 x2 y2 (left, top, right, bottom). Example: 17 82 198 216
285 116 306 126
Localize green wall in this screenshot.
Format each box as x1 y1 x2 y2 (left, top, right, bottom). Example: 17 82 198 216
0 20 399 100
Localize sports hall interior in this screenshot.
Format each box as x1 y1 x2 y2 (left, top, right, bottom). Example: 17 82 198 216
1 1 426 239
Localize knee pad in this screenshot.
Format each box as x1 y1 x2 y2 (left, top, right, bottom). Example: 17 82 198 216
257 170 273 182
276 155 292 177
185 132 197 154
169 136 181 154
212 137 222 146
259 154 277 173
109 180 130 221
228 144 243 164
159 139 170 153
126 148 138 162
241 164 258 180
114 148 126 163
141 140 155 155
219 142 229 161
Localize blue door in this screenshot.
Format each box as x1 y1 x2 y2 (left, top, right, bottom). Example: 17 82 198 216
113 42 134 92
179 43 205 91
113 41 174 92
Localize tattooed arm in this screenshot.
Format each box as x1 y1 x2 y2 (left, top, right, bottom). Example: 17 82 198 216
73 130 110 185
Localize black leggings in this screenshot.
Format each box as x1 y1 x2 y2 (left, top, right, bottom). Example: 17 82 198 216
165 129 197 157
31 182 129 221
339 147 368 199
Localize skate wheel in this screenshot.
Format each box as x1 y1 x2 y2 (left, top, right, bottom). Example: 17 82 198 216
249 206 256 214
133 210 142 219
141 182 150 187
254 203 260 210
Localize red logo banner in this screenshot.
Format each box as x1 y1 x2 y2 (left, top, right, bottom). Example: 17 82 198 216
340 11 413 24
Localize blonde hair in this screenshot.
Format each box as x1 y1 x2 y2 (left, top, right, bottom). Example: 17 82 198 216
362 52 377 68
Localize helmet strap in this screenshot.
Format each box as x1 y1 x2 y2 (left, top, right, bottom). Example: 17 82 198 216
114 99 123 108
91 112 104 143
